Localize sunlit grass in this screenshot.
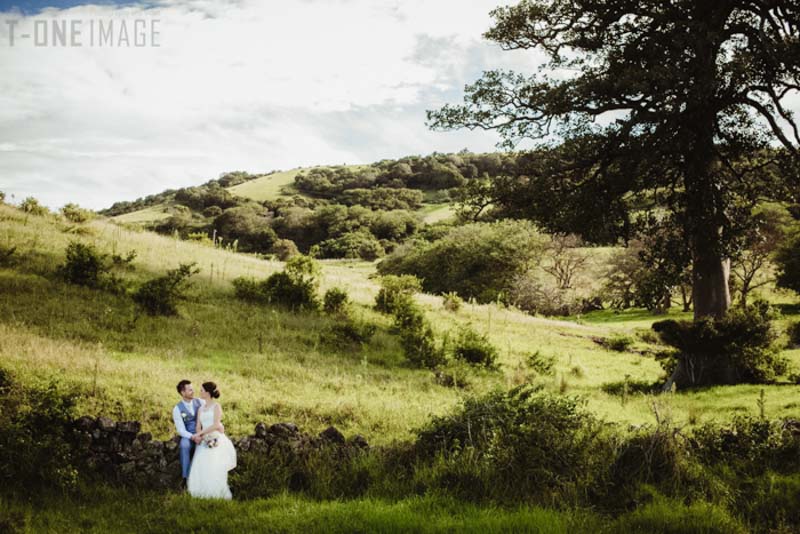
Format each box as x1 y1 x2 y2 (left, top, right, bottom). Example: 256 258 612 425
2 203 800 447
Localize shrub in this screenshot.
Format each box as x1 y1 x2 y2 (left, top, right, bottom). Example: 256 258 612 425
0 190 5 203
132 262 199 316
375 274 422 314
0 244 17 267
442 291 462 312
317 230 384 261
0 370 79 496
775 233 800 295
272 238 300 261
652 301 787 387
605 334 634 352
413 386 612 503
452 325 498 368
231 277 268 303
60 203 93 223
59 241 107 288
509 273 586 316
526 350 556 376
232 255 321 311
392 298 446 369
260 272 319 311
378 220 546 303
322 317 377 350
323 287 349 315
20 196 48 216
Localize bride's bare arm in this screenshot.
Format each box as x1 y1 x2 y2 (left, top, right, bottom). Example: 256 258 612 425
198 404 224 436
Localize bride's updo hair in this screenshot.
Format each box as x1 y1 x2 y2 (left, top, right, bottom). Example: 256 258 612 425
202 381 220 399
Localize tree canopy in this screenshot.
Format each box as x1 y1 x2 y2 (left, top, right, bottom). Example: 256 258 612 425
429 0 800 319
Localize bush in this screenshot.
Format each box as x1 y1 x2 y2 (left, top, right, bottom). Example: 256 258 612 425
317 230 385 261
378 220 546 303
20 197 48 216
775 233 800 295
232 255 321 311
272 239 300 261
0 370 79 496
322 317 377 350
375 274 422 314
652 301 787 387
606 334 635 352
58 241 124 292
413 385 612 503
509 273 586 316
442 291 462 312
132 263 199 316
452 325 498 368
0 190 4 203
323 287 349 315
60 203 93 223
392 298 446 369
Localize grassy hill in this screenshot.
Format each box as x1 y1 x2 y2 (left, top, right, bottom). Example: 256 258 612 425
110 164 456 227
3 203 799 445
4 202 800 532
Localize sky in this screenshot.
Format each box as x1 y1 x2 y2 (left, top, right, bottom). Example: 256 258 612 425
0 0 540 209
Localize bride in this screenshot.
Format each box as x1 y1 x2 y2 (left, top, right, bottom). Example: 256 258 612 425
187 381 237 499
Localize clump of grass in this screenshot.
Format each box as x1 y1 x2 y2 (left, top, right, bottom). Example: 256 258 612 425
526 350 556 376
570 364 586 379
606 334 635 352
442 291 462 313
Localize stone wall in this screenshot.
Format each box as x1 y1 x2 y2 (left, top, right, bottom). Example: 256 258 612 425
70 416 369 490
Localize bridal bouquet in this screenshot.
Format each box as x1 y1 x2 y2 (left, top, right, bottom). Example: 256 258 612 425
203 432 220 449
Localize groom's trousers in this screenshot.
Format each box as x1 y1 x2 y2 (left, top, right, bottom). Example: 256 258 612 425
180 437 195 478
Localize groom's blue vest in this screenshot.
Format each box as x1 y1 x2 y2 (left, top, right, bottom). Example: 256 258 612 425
177 399 202 434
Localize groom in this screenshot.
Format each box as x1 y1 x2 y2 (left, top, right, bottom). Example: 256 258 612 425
172 379 204 484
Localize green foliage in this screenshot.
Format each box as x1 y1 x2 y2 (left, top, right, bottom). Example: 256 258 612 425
20 197 48 216
414 386 611 503
609 497 747 534
60 203 93 224
775 232 800 295
452 325 498 368
692 416 800 476
232 255 321 311
601 379 659 397
652 301 787 387
0 369 79 496
213 205 277 253
526 350 556 376
132 262 199 316
379 220 546 303
374 274 422 314
231 443 374 501
442 292 462 312
392 297 446 369
323 287 350 316
272 238 300 261
317 230 384 261
0 190 5 203
58 241 124 293
322 317 378 351
606 334 635 352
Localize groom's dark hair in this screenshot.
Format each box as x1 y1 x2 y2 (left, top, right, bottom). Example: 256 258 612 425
176 379 191 395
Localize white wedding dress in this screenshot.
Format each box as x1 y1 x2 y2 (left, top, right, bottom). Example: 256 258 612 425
187 405 237 499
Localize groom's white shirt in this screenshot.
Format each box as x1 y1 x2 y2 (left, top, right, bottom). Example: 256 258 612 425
173 398 206 439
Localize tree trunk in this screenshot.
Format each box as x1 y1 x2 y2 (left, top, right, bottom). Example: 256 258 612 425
692 246 731 319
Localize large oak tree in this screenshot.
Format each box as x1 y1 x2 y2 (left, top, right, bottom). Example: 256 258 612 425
429 0 800 319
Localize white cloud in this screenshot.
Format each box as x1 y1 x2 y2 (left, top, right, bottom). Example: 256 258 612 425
0 0 527 209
